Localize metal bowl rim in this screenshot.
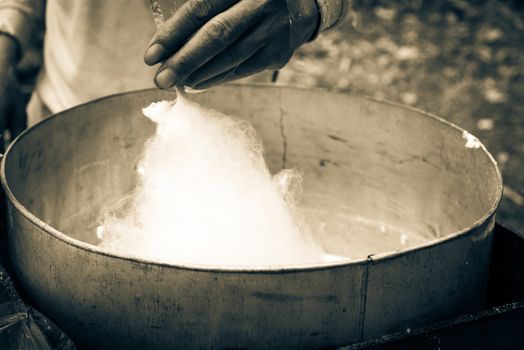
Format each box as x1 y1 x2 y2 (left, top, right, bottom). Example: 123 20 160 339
0 84 503 273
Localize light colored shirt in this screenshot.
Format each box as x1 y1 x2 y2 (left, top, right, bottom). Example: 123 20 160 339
0 0 350 114
38 0 157 112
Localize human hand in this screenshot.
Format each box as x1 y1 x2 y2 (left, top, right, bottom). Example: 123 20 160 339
0 35 25 147
144 0 319 90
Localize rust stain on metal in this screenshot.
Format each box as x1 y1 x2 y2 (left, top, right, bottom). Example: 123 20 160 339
328 134 349 143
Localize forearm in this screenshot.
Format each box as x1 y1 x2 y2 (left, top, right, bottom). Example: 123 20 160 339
0 33 17 65
0 0 44 60
0 30 21 140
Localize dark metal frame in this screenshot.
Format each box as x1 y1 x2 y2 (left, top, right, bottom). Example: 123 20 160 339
349 223 524 350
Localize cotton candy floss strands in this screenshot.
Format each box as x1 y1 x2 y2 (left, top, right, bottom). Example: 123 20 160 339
97 93 332 266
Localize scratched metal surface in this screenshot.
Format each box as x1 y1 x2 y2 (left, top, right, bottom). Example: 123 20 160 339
0 86 501 349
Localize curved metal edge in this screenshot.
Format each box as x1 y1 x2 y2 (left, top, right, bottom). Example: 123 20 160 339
0 94 363 273
0 84 504 272
276 83 504 263
341 93 503 263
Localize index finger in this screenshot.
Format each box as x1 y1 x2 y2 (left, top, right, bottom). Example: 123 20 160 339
145 0 239 65
155 0 264 89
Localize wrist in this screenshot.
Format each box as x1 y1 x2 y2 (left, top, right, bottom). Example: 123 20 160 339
301 0 320 43
314 0 348 32
307 0 322 42
289 0 321 45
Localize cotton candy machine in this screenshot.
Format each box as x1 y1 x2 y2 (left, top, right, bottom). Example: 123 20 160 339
0 85 502 349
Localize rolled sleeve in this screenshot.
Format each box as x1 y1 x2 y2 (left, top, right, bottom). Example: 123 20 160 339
316 0 355 32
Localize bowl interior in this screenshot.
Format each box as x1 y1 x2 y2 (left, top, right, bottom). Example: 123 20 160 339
3 86 502 261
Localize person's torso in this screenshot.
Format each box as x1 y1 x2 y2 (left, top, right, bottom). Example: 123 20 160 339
37 0 162 112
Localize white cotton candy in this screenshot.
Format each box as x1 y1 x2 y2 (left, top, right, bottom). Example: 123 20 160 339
98 95 326 266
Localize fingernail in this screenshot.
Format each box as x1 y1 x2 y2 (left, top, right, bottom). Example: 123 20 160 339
144 43 165 65
155 68 176 89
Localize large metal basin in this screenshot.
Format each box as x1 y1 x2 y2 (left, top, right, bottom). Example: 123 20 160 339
0 85 502 349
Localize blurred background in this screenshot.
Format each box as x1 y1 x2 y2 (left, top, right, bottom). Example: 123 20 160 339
15 0 524 232
278 0 524 233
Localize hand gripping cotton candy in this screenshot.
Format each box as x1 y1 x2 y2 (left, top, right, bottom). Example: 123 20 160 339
98 94 326 266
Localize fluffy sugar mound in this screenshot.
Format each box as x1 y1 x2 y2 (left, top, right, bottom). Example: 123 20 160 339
97 94 326 266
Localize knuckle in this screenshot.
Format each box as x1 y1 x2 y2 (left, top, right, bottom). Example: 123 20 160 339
281 50 293 61
262 0 279 10
172 54 198 74
269 51 292 69
207 18 233 42
186 0 214 21
269 61 285 70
